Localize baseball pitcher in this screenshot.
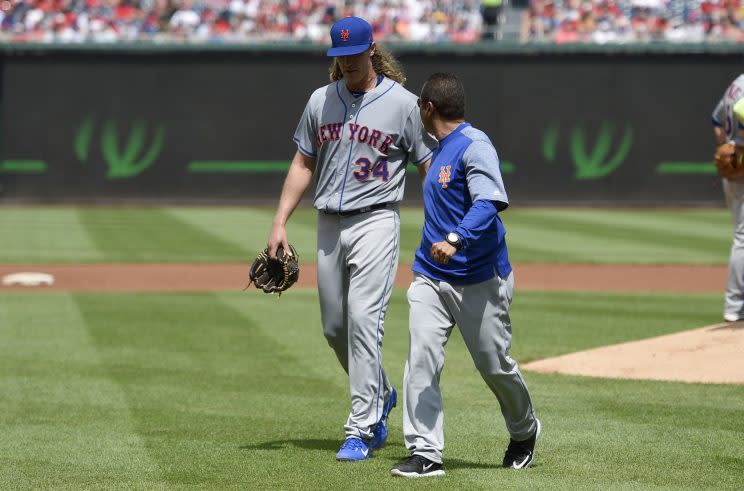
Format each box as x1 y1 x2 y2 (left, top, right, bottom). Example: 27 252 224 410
713 74 744 322
266 16 434 461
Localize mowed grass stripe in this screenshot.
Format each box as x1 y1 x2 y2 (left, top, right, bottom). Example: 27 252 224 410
503 210 730 264
2 290 743 488
215 290 343 382
77 208 248 263
74 291 344 488
517 208 731 235
0 208 104 263
517 373 744 490
504 210 728 263
505 210 727 253
0 293 164 489
512 208 730 251
0 206 733 265
508 291 723 362
164 206 318 258
399 208 426 261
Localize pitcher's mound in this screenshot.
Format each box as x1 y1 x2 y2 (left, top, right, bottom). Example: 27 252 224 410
523 322 744 385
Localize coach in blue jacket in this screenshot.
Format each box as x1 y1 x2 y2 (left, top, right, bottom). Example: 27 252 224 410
390 73 541 478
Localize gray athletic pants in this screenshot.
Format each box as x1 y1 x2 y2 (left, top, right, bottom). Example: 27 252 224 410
317 207 398 440
403 271 537 463
723 178 744 318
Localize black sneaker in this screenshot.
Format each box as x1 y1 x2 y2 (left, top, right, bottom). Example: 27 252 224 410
503 418 541 469
390 454 445 478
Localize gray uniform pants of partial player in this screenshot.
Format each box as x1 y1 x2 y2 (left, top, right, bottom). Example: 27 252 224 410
724 178 744 319
317 207 398 440
403 272 537 463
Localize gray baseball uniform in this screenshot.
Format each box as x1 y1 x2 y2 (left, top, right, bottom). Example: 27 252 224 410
712 74 744 320
405 272 535 463
293 76 433 440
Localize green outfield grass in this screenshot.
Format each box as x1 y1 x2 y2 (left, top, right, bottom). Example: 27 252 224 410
1 289 742 490
0 206 733 264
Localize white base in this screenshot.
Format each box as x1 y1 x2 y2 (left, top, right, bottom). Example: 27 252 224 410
2 272 55 287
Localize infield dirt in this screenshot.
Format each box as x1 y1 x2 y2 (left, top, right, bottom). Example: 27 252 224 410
0 263 728 292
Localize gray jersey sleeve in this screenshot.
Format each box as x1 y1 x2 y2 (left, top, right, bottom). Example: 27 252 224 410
401 106 435 166
713 98 726 127
713 74 744 143
463 140 508 206
292 93 320 158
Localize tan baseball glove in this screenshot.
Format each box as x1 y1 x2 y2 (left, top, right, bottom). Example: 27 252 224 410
715 143 744 179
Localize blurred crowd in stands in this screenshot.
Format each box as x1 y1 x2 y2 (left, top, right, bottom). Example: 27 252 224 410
520 0 744 43
0 0 485 43
0 0 741 44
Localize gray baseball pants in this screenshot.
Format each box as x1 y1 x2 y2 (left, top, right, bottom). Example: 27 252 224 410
403 271 537 463
723 178 744 319
317 206 398 440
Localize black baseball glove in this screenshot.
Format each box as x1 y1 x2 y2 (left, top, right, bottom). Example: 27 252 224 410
246 244 299 295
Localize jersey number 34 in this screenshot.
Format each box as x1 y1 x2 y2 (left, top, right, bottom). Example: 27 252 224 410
353 157 389 182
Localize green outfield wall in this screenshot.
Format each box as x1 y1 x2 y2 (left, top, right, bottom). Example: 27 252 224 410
1 43 741 204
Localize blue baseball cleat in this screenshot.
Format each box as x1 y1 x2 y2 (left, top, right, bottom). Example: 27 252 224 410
370 387 397 449
370 421 388 450
336 437 372 461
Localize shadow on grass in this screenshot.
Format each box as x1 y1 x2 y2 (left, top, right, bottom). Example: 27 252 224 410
240 439 339 451
239 440 516 471
444 458 503 470
240 439 410 456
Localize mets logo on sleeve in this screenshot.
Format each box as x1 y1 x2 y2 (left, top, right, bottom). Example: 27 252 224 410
340 29 350 41
438 164 452 188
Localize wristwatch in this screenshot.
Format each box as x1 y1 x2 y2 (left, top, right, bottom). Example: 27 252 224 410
445 232 463 251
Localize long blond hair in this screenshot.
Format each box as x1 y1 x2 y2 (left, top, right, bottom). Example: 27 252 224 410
328 44 406 85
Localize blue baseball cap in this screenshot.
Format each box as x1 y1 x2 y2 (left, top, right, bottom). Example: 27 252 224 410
327 16 374 57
